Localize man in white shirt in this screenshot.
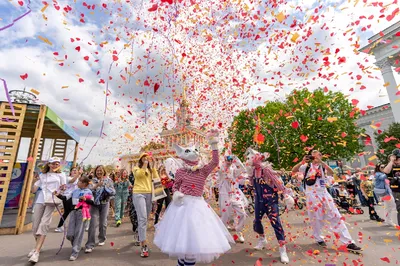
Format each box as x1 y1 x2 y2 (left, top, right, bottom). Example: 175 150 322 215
217 155 248 243
292 150 362 252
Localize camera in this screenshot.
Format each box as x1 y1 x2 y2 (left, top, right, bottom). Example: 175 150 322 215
305 155 315 161
392 149 400 159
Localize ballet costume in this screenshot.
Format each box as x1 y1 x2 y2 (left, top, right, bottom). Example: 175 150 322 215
154 149 234 266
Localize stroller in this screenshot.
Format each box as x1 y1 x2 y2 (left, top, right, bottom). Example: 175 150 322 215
332 184 364 215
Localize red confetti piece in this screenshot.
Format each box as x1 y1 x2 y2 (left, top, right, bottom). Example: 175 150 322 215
291 121 299 129
254 259 262 266
20 73 28 80
75 46 80 52
154 83 160 94
381 195 391 201
380 257 390 263
82 120 89 126
110 241 114 247
161 0 173 4
18 1 24 6
112 55 118 61
300 135 308 142
148 3 158 12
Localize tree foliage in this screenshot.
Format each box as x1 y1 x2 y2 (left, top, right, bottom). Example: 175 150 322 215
227 88 364 169
374 122 400 163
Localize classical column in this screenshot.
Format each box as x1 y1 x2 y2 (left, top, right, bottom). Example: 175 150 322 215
375 58 400 122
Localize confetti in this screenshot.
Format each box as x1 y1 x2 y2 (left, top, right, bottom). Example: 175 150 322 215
37 36 53 46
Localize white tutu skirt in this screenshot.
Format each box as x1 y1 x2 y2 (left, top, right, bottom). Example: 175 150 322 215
154 195 234 263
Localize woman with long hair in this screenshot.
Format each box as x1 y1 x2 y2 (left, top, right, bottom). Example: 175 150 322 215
132 153 158 258
55 166 82 232
84 165 116 253
154 166 173 225
374 163 398 226
114 169 131 227
28 157 67 263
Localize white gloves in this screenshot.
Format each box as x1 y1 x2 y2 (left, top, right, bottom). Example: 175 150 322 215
207 129 219 150
173 191 184 206
284 195 295 210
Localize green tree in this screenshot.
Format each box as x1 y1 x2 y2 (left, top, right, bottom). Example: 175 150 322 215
228 88 364 169
374 122 400 163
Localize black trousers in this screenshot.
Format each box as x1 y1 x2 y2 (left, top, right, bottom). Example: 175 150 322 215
368 197 379 219
58 197 74 228
154 188 172 225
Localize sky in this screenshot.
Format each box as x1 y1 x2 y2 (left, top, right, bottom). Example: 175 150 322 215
0 0 399 166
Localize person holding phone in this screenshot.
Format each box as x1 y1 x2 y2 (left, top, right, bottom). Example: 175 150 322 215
292 150 362 253
132 153 159 258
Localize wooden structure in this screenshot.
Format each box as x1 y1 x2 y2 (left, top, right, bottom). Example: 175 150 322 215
0 102 80 235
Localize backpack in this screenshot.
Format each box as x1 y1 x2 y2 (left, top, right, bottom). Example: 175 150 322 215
302 164 326 189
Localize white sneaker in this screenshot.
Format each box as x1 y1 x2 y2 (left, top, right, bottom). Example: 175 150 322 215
98 241 105 246
28 251 39 263
69 255 77 261
55 227 64 233
385 221 398 227
279 245 289 264
254 237 268 250
236 232 245 243
27 249 36 258
84 248 93 253
227 225 233 230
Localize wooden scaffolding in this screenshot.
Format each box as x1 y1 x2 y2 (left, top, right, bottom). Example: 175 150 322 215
0 102 80 235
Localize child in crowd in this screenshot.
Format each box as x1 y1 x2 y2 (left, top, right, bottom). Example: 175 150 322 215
55 176 94 261
114 169 131 227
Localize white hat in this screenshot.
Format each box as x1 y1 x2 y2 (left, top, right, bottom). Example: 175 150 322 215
49 157 61 163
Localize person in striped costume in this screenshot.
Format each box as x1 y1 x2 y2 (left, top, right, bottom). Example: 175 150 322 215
153 129 234 266
244 148 294 264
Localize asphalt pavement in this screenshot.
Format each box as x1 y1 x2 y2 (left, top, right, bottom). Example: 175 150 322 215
0 204 399 266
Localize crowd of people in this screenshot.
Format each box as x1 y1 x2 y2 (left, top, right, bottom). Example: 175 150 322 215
27 135 400 265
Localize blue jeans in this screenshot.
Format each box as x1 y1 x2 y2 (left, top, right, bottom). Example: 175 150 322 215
253 179 285 242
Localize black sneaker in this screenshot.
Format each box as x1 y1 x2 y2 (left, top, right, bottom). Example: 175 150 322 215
317 241 327 248
376 218 385 222
370 216 376 220
347 243 362 251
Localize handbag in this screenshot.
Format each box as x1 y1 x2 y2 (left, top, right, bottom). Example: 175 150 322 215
43 173 63 205
152 177 167 202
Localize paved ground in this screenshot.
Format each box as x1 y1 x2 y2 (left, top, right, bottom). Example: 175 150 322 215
0 204 399 266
